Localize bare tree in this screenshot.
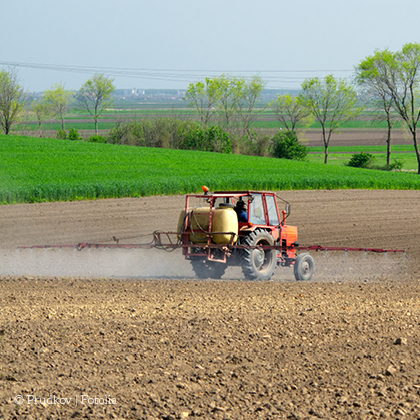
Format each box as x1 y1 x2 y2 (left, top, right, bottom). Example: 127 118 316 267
0 67 25 134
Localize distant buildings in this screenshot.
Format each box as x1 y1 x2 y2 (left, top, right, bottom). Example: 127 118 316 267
112 88 300 103
113 88 186 101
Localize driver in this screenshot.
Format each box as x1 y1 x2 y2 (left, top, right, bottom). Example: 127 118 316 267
235 199 248 223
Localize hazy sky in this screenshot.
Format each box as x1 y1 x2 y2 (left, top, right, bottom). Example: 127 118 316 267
1 0 419 92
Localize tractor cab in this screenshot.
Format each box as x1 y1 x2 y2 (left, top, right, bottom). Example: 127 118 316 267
247 192 280 227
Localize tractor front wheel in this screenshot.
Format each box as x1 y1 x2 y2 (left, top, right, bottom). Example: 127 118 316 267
190 258 227 279
241 229 277 281
294 253 315 281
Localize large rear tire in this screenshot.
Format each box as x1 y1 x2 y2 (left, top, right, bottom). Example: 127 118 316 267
190 258 227 279
241 229 277 281
294 253 315 281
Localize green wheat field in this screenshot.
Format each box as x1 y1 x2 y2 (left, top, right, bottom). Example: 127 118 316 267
1 134 420 204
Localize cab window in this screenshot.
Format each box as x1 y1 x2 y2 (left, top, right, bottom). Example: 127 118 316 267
249 194 266 224
266 195 280 226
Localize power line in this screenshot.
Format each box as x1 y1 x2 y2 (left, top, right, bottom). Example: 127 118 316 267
0 60 354 91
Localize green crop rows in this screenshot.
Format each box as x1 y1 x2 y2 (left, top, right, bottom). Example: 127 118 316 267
1 134 420 204
18 104 406 133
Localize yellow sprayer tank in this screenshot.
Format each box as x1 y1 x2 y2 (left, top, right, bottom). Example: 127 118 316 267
177 209 208 243
177 208 210 243
177 205 238 245
190 207 213 243
177 210 186 240
212 207 238 244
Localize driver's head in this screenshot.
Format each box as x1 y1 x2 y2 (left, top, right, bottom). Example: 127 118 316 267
237 199 246 210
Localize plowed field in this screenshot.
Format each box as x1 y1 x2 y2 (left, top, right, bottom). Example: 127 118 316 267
1 190 420 419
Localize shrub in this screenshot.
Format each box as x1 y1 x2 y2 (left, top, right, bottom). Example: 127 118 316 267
107 120 132 145
347 152 376 168
86 134 106 143
182 125 232 153
68 128 81 141
389 159 404 171
56 129 67 140
271 130 307 161
252 135 271 157
108 118 190 148
233 133 271 156
206 126 232 154
108 119 232 153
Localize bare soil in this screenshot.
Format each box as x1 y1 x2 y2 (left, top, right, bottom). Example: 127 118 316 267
300 129 415 148
1 190 420 419
31 128 415 148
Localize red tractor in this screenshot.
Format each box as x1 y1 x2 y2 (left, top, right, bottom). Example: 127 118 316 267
18 186 405 277
177 187 315 281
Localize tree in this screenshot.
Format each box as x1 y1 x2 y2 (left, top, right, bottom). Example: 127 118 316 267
213 74 241 132
0 67 25 134
355 50 400 167
76 74 115 134
301 74 362 163
236 74 266 139
32 100 49 136
185 78 219 126
185 74 265 140
368 43 420 174
268 93 312 132
43 83 73 130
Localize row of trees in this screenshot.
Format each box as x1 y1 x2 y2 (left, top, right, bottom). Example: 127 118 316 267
270 43 420 173
186 73 365 165
2 42 420 173
0 70 115 135
185 74 363 164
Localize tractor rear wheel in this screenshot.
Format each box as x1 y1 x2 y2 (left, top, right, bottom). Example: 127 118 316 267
241 229 276 281
190 258 227 279
294 253 315 281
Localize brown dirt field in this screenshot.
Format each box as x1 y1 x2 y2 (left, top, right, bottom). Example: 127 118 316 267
26 128 415 149
299 130 414 148
1 190 420 419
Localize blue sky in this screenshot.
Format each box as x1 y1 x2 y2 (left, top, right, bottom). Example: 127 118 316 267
1 0 419 92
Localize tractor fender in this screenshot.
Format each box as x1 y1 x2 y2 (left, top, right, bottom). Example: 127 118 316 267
239 225 280 242
239 225 277 234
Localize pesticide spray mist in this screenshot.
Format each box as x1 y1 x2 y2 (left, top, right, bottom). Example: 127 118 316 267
0 247 196 279
0 246 410 283
302 250 410 283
